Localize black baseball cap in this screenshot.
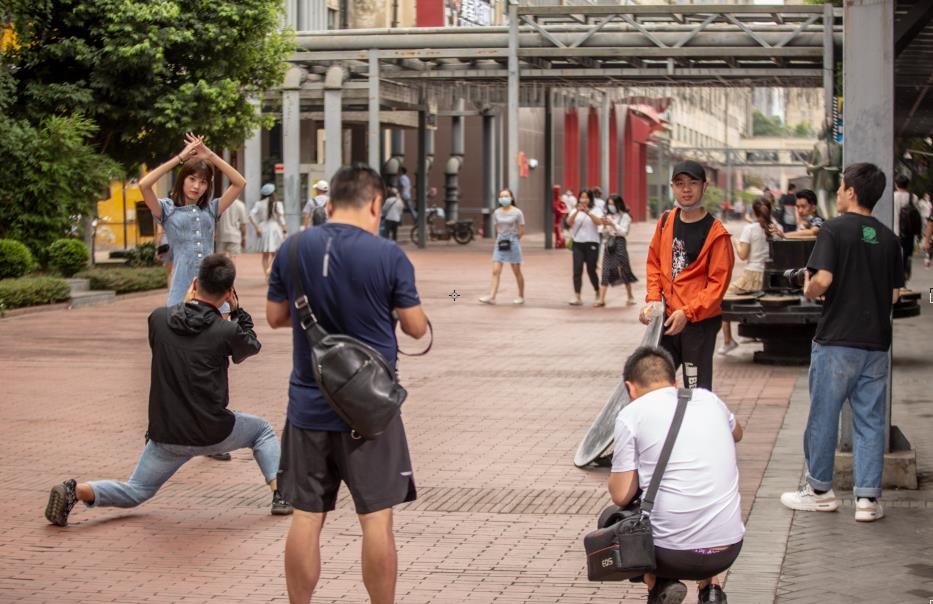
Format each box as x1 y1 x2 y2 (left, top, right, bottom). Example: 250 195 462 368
671 160 706 182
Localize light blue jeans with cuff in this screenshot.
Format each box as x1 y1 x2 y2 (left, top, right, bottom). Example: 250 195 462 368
87 411 279 508
804 342 888 499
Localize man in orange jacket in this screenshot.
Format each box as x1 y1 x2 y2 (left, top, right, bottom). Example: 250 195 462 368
640 160 734 390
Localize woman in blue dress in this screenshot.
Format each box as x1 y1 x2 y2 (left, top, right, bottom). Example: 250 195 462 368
140 133 246 306
478 189 526 305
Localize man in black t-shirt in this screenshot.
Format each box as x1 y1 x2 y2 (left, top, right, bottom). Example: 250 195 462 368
781 163 904 524
44 255 292 527
779 183 797 232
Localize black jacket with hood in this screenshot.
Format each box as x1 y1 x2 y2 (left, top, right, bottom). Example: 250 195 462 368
146 301 261 446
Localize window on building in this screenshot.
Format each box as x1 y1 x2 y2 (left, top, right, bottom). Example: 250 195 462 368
327 8 337 30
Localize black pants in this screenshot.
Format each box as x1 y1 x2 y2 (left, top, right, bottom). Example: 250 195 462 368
654 541 743 581
900 236 913 282
660 315 722 390
573 241 600 294
384 219 400 241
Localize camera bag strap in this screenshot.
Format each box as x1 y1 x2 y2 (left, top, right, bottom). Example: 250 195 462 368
639 387 692 516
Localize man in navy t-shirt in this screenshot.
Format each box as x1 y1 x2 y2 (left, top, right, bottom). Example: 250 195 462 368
267 164 429 604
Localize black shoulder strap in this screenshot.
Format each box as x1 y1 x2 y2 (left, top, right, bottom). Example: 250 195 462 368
640 387 691 516
660 209 672 230
287 234 327 342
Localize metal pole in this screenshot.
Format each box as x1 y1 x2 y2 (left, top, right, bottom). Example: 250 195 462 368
823 3 835 129
507 0 520 196
324 66 344 183
545 88 553 250
122 180 128 250
417 107 428 249
368 50 380 170
841 0 895 453
482 112 495 238
446 98 464 222
283 68 304 235
244 98 262 251
600 94 610 197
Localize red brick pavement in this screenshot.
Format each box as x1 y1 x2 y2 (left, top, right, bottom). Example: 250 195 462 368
0 221 799 603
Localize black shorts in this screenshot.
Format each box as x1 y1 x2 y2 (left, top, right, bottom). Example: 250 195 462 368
654 540 743 581
278 414 417 515
660 314 722 390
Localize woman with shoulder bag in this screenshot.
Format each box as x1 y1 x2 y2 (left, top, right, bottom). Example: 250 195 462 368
594 194 638 307
479 189 526 305
567 189 603 306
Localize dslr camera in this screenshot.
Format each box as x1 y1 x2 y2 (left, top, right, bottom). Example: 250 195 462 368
782 267 812 288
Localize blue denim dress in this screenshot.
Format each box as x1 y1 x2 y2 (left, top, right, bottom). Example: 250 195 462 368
159 198 220 305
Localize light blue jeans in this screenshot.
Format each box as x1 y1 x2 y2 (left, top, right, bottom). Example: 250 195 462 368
805 342 889 498
87 412 280 508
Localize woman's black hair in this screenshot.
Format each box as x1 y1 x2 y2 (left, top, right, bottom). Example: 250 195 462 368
577 189 594 209
266 191 278 221
608 194 629 215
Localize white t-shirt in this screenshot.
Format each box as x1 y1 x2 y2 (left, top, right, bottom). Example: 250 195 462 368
217 199 248 243
919 197 932 221
569 207 603 243
893 190 913 237
594 197 606 212
612 387 745 550
382 195 404 222
302 194 329 216
494 206 525 237
739 222 770 272
562 193 577 214
605 212 632 238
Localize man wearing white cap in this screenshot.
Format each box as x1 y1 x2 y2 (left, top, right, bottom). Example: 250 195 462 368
303 180 330 229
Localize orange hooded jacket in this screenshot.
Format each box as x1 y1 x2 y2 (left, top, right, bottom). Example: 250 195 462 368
645 208 735 323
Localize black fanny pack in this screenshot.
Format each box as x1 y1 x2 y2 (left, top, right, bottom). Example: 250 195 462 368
497 238 512 251
584 388 692 581
287 235 424 439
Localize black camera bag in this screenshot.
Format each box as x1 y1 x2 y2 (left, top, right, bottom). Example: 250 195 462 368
497 238 512 251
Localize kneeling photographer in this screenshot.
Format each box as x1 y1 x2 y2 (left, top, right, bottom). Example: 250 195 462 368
780 163 904 523
605 346 744 604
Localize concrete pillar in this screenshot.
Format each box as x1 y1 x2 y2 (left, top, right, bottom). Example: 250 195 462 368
482 112 495 238
600 95 610 197
507 0 520 196
416 108 428 249
823 3 835 129
368 51 380 170
282 67 304 235
243 102 262 250
840 0 903 466
445 98 465 221
324 65 346 183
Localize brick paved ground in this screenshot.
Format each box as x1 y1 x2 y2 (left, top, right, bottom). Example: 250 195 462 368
1 220 801 603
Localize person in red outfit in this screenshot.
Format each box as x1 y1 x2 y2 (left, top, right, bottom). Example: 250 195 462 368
552 185 566 249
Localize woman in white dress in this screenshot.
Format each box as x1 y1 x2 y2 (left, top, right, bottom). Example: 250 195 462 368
249 183 286 281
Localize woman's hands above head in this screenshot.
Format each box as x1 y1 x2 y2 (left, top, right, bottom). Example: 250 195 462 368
183 132 214 162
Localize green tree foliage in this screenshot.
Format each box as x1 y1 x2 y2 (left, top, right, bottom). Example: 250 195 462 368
3 0 292 172
752 110 815 139
0 68 118 262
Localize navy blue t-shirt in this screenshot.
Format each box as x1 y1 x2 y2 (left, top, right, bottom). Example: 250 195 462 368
267 223 421 431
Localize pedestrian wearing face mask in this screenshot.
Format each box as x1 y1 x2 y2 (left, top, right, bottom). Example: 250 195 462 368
479 189 526 305
594 194 637 307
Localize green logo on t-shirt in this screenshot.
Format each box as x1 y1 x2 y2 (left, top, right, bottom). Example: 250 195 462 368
861 225 879 245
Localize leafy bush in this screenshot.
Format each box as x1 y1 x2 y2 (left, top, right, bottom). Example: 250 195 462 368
47 238 90 277
126 242 160 267
0 239 36 279
76 267 167 294
0 276 71 309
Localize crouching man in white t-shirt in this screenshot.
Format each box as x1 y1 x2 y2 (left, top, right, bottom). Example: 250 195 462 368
608 346 745 604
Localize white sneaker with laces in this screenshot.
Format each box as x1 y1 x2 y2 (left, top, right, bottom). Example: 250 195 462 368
854 497 884 522
780 484 839 512
513 297 525 305
717 341 738 355
478 295 495 305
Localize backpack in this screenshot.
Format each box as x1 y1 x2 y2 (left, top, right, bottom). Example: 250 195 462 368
311 204 328 227
899 194 922 239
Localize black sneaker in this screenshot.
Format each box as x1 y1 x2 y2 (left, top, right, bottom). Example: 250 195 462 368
698 584 728 603
647 579 687 604
205 452 232 461
271 490 293 516
45 479 78 527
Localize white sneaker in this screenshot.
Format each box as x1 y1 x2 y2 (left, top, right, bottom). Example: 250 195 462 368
854 498 884 522
513 297 525 305
780 484 840 512
717 341 738 355
478 295 495 305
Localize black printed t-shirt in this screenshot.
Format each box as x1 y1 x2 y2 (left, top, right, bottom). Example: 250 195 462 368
672 211 715 278
806 213 904 350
